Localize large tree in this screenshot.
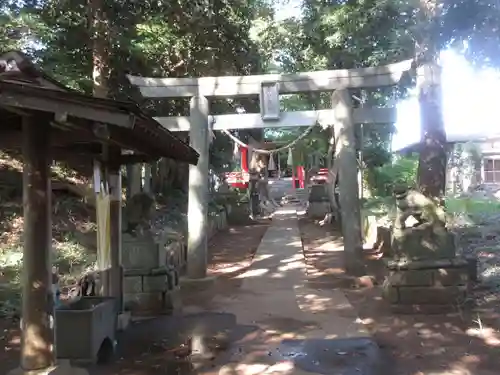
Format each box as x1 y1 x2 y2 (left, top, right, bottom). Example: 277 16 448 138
1 0 273 190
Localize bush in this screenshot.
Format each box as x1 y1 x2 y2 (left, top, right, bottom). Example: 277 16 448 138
366 155 418 197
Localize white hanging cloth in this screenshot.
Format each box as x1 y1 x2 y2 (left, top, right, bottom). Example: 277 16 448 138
287 148 293 166
233 140 239 158
268 154 276 171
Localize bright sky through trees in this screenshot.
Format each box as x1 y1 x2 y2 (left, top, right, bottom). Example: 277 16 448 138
393 49 500 150
274 1 500 151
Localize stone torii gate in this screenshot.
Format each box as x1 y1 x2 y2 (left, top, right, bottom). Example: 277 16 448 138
127 60 413 276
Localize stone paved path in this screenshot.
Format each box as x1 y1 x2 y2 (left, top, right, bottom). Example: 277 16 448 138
184 204 381 375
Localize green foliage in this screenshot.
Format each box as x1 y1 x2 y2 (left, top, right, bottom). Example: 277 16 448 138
366 154 419 197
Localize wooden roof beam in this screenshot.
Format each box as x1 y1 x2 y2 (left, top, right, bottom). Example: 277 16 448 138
0 86 136 129
127 59 413 98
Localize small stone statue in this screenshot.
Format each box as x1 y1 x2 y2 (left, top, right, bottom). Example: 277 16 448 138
393 184 446 232
391 184 454 260
123 193 155 234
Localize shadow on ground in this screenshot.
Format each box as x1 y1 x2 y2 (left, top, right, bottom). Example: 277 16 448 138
300 217 500 375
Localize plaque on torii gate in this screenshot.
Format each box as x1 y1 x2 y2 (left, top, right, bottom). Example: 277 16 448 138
260 81 281 121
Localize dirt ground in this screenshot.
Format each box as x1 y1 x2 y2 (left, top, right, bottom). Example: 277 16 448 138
300 218 500 375
3 216 500 375
0 220 269 375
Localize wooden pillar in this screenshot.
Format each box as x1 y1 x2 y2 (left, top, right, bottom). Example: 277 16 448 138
21 117 55 370
109 163 123 311
187 95 210 279
332 89 364 275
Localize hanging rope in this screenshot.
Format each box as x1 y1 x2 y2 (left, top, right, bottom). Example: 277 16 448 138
220 120 318 155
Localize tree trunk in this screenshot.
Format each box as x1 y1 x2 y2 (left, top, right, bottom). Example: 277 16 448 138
416 0 446 198
417 61 446 198
89 0 109 98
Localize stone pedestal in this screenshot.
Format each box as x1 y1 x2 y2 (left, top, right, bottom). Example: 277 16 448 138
382 187 475 313
120 209 228 316
122 232 184 316
383 258 470 313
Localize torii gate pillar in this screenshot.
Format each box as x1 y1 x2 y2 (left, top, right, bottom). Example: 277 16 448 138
187 95 210 279
333 89 364 275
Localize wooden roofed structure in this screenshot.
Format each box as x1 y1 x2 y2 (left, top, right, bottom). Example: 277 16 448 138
0 51 199 374
0 51 199 165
